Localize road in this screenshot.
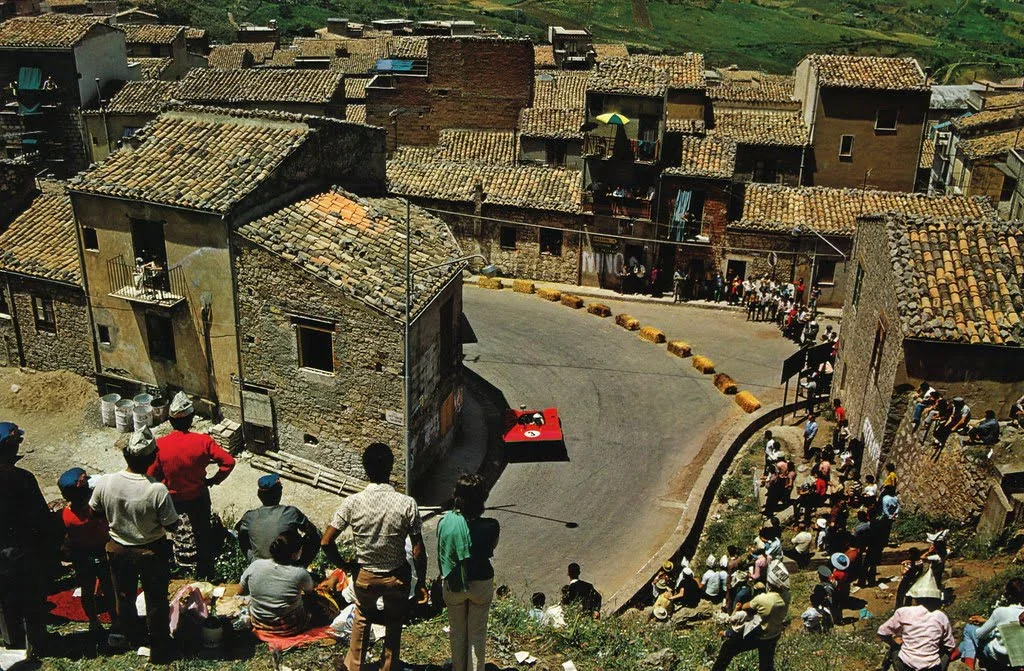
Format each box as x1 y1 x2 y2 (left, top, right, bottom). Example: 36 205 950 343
456 288 797 607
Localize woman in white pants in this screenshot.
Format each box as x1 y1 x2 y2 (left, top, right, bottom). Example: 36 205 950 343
437 474 500 671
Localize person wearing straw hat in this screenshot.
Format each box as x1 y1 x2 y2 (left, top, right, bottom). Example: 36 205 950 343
710 558 790 671
876 568 954 671
90 427 180 664
149 391 235 578
236 474 320 565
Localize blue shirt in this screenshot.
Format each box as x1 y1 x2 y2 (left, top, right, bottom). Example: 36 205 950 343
804 421 818 439
882 494 900 519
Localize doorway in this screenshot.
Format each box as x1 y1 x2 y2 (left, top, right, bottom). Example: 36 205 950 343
726 259 747 281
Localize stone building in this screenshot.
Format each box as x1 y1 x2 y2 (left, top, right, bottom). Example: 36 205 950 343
794 55 929 192
68 106 385 419
233 188 463 491
709 108 809 186
834 212 1024 524
517 107 584 170
82 78 176 162
122 24 188 80
0 178 93 375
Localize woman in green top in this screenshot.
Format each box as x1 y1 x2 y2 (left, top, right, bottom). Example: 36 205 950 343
437 474 500 671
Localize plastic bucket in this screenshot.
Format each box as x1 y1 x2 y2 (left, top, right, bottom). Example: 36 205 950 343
151 398 168 425
133 394 153 411
114 399 136 433
133 405 154 430
100 393 121 427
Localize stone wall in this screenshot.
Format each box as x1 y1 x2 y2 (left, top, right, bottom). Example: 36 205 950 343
0 160 36 224
2 275 94 377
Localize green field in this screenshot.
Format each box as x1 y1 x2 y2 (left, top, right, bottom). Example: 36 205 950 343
152 0 1024 82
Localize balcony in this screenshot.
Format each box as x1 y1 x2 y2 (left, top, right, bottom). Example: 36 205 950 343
582 134 661 163
107 256 187 308
583 190 654 220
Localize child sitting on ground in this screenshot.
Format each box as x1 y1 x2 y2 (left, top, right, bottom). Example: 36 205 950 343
58 468 112 638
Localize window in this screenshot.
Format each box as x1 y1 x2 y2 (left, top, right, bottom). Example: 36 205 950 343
145 313 175 361
546 140 567 167
815 258 837 286
499 226 517 250
82 227 98 251
839 135 855 159
539 228 562 256
122 127 141 139
98 325 111 345
868 315 888 383
875 108 899 132
0 289 8 317
32 296 56 333
294 317 334 373
851 262 865 307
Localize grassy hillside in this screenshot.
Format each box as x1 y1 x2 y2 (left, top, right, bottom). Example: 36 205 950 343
151 0 1024 82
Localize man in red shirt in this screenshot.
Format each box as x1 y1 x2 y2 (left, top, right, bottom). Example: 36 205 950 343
149 392 235 578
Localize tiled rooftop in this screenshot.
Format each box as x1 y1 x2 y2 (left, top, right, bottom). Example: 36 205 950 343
101 79 178 114
122 24 183 45
267 49 297 67
533 72 588 109
388 160 582 213
0 188 80 285
919 138 935 169
884 214 1024 345
533 44 556 69
708 73 795 105
519 107 585 139
593 43 629 61
958 127 1024 161
710 108 809 146
951 103 1024 134
437 129 518 165
70 108 319 214
803 54 928 91
237 187 462 321
0 14 107 49
390 36 427 59
185 28 206 41
588 53 705 98
665 118 707 135
207 44 255 69
175 68 344 105
639 54 706 90
735 184 995 235
663 135 736 179
344 76 368 100
131 57 173 80
345 104 365 123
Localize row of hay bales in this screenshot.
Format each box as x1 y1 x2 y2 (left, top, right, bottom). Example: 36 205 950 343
476 277 763 412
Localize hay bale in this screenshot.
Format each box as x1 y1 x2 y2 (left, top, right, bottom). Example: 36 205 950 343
713 373 738 394
512 279 536 294
692 355 715 374
478 276 503 290
736 391 762 413
639 326 666 343
615 314 640 331
537 288 561 301
587 303 611 317
667 341 692 358
560 294 584 309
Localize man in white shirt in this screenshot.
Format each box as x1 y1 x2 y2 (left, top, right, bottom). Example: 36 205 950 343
788 523 814 567
959 578 1024 669
90 427 179 664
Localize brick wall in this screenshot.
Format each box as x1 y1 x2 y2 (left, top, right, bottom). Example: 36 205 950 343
2 275 94 377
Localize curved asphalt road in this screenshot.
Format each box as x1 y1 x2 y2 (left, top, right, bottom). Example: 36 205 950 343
455 288 797 608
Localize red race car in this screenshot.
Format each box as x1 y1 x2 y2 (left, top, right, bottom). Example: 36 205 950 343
502 405 564 449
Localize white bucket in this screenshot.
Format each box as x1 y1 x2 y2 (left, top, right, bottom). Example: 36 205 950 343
133 405 154 430
133 394 153 411
114 399 136 433
100 393 121 427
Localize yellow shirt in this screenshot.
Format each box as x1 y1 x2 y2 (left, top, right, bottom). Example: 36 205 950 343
883 472 897 489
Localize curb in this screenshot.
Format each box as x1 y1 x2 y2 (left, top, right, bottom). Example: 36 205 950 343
604 400 808 615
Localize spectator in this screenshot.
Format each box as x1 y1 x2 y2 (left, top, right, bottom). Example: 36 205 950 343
149 391 235 578
862 475 879 507
701 554 726 604
561 563 602 617
882 463 898 492
672 566 703 609
239 532 342 635
762 430 778 474
895 548 924 609
320 443 426 671
710 560 790 671
795 277 805 304
90 428 180 664
788 523 814 567
438 474 500 671
832 398 846 439
967 410 1000 445
877 569 954 671
911 382 938 431
1011 393 1024 427
829 552 853 625
527 592 549 626
950 397 972 435
0 422 52 661
236 474 320 565
958 578 1024 670
58 467 112 639
803 414 819 459
801 587 833 634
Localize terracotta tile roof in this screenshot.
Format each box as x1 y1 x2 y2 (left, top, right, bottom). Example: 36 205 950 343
436 129 517 165
919 139 935 169
266 49 297 67
207 44 255 68
534 71 588 109
534 44 556 69
665 118 706 134
640 54 705 90
519 107 585 139
344 76 368 100
664 135 736 179
710 108 809 146
70 107 318 214
122 24 183 45
131 57 173 80
390 36 426 59
345 104 365 123
958 127 1024 161
951 104 1024 134
43 0 87 8
328 53 378 75
0 14 107 49
241 41 276 62
388 160 582 213
392 145 438 162
735 184 995 235
185 28 206 41
175 68 344 105
593 43 628 61
237 187 461 320
103 79 178 114
803 54 927 92
708 73 795 105
884 214 1024 345
588 53 705 97
0 188 80 285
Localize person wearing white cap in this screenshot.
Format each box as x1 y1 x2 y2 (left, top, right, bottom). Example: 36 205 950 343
876 568 954 671
90 427 180 664
148 391 235 578
710 559 790 671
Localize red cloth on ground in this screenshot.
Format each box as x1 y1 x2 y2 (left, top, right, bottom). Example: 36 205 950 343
45 589 111 624
253 624 333 651
62 504 110 551
149 430 235 501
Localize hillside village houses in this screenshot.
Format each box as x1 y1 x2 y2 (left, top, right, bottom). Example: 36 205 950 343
1 8 1023 484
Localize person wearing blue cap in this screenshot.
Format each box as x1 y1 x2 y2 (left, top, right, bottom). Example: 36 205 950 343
236 473 320 565
0 421 53 661
58 467 112 638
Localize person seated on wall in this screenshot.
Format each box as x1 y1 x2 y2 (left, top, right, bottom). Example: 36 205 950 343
966 410 1000 446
